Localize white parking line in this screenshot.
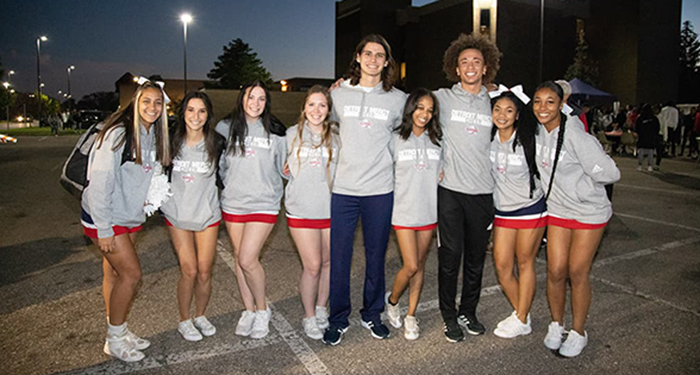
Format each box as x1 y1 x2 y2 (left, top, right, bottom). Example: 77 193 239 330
591 275 700 318
593 236 700 268
59 336 283 375
216 240 331 375
615 212 700 232
615 183 700 197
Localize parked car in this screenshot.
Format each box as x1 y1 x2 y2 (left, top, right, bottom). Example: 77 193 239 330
72 110 111 130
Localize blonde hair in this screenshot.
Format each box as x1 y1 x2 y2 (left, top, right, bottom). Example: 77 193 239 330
98 81 170 166
291 85 337 185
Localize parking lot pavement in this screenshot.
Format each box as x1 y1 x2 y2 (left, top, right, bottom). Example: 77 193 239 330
1 136 699 375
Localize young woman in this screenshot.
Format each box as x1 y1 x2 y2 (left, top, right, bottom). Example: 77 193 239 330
323 34 406 346
385 88 442 340
534 81 620 357
216 81 287 340
488 88 546 339
634 104 660 172
160 91 225 341
81 80 170 362
284 85 339 340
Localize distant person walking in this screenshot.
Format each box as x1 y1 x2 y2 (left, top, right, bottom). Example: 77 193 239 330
634 104 659 172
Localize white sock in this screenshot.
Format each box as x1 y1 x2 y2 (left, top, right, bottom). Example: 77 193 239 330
108 322 127 338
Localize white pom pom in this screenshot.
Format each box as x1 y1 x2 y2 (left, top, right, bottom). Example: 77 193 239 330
144 162 173 216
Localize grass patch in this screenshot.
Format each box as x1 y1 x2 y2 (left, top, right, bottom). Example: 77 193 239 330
0 127 84 137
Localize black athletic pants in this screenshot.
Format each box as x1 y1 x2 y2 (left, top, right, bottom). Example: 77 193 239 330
437 186 494 323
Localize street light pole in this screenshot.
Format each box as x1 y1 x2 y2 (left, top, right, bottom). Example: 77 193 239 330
6 70 14 129
67 65 75 116
180 13 192 95
36 36 47 127
539 0 544 84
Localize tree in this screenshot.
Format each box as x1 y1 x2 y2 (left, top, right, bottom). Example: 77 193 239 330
679 20 700 102
565 29 599 87
76 91 119 112
207 38 273 89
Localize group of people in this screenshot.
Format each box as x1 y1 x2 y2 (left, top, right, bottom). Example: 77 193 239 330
80 32 620 363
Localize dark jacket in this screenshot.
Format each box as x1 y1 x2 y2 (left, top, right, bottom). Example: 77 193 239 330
636 116 660 149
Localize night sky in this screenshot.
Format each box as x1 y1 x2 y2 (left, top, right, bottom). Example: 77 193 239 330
1 0 698 101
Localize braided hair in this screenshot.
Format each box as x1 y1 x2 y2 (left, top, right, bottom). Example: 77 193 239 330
490 92 540 198
534 81 567 200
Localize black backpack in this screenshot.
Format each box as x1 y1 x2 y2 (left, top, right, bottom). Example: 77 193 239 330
60 122 132 200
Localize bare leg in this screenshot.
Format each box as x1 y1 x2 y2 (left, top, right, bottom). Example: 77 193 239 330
493 227 518 309
389 230 420 305
98 232 138 321
316 228 331 308
406 230 433 316
193 225 219 317
514 227 545 322
103 234 143 325
236 222 275 311
290 227 323 318
169 226 197 321
568 227 605 334
546 225 573 325
225 222 255 311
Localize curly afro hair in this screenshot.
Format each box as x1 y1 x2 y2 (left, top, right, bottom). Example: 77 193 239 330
443 33 501 84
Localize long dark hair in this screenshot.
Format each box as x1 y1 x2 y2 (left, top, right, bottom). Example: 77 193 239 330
97 80 170 166
396 88 442 146
226 80 285 155
347 34 397 92
490 91 540 198
534 81 567 200
171 91 225 170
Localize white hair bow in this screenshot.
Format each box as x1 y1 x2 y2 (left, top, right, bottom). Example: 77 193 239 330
135 76 171 104
488 84 530 105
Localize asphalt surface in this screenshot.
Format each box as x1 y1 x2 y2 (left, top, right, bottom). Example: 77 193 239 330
1 135 699 375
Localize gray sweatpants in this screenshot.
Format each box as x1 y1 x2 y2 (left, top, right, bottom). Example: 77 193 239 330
637 148 654 168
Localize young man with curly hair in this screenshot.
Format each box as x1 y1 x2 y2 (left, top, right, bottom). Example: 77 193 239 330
434 33 501 342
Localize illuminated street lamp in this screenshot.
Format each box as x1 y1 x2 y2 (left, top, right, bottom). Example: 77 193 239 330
180 13 193 94
67 65 75 99
36 35 48 126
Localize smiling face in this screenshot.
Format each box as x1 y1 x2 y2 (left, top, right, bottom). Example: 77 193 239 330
356 42 388 79
492 97 519 132
243 86 267 122
412 95 434 131
533 87 563 129
138 88 163 125
304 92 329 127
184 98 208 133
456 48 487 87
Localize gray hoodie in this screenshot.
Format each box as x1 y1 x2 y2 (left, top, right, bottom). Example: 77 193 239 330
285 123 340 219
536 121 620 223
81 124 156 238
434 84 494 195
490 131 544 212
216 119 286 214
160 139 221 231
330 81 406 196
392 132 442 227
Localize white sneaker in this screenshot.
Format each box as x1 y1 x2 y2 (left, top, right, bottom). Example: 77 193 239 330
193 316 217 337
103 329 150 355
250 307 272 339
385 292 402 328
559 330 588 357
493 314 532 338
647 166 654 172
496 311 518 329
178 319 203 341
544 321 566 350
636 165 642 171
303 317 323 340
235 310 256 337
106 335 145 362
315 306 329 330
404 315 420 340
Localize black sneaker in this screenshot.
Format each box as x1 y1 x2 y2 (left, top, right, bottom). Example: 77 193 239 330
443 320 464 343
322 325 348 346
361 319 390 339
458 314 485 336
